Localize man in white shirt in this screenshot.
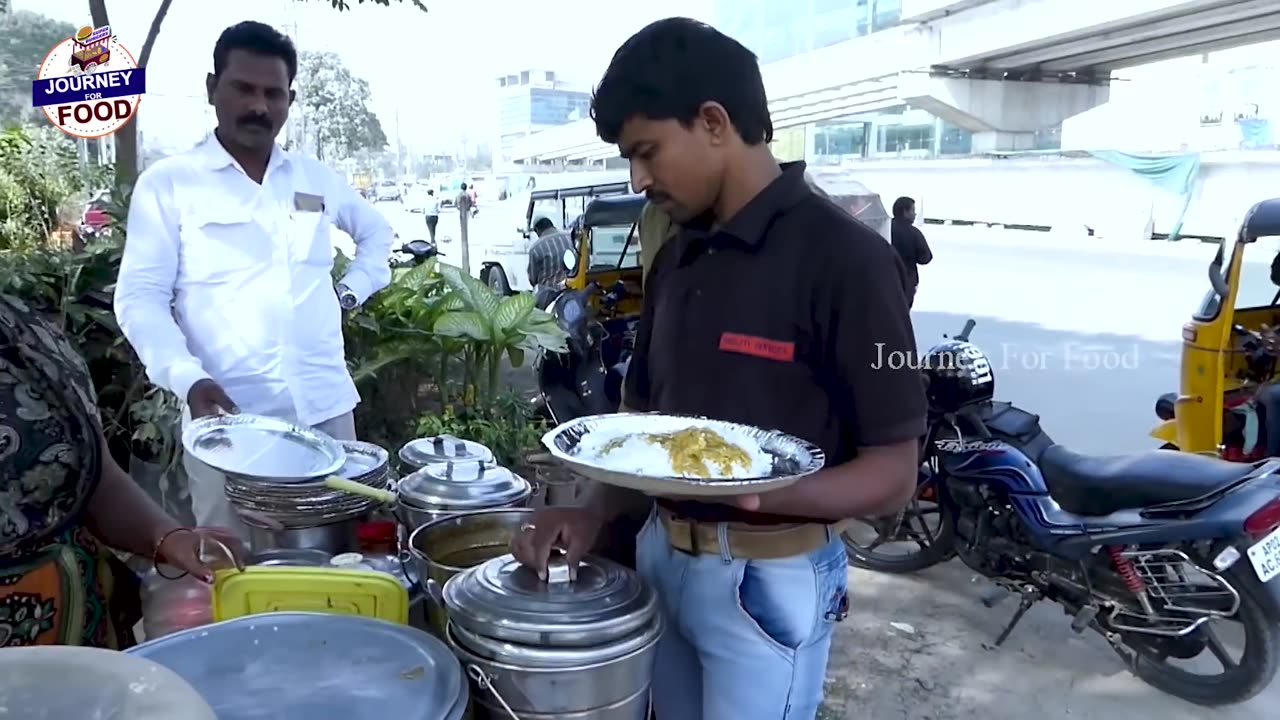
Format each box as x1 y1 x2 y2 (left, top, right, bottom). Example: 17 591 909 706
114 21 393 535
424 189 439 242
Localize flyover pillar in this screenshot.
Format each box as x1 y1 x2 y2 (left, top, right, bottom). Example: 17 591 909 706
898 74 1110 151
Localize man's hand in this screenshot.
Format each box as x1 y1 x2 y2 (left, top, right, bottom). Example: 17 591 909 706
187 379 238 419
510 506 604 580
1262 325 1280 356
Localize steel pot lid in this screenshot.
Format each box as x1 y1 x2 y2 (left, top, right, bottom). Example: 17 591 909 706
398 461 529 510
442 553 657 647
337 441 389 480
399 435 494 468
127 613 465 720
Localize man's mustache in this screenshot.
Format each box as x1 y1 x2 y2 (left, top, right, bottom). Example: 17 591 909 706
238 114 271 129
645 191 670 204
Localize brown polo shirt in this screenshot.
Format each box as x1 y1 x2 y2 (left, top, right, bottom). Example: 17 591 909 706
623 161 927 524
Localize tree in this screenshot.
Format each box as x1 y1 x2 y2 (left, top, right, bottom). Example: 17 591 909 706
88 0 172 201
295 51 388 163
0 11 79 127
89 0 423 198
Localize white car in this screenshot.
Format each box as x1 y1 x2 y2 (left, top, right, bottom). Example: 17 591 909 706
374 181 401 202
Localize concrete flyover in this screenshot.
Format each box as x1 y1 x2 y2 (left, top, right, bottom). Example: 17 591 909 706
510 0 1280 163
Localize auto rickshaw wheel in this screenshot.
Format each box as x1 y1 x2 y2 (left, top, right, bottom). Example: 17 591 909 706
1160 443 1179 450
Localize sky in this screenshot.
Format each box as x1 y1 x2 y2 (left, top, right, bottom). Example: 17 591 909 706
16 0 713 153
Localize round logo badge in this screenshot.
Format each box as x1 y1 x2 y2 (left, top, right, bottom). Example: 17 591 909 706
32 25 146 138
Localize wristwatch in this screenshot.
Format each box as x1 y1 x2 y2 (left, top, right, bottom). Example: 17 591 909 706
336 283 357 310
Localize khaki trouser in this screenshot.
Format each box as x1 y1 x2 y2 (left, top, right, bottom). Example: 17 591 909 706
183 411 357 539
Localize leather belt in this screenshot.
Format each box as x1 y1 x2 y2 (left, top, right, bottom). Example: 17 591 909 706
657 506 851 560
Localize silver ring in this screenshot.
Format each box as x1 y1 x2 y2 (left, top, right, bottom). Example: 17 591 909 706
520 523 536 533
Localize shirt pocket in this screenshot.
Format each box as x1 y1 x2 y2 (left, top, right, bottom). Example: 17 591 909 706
177 207 266 285
289 209 332 267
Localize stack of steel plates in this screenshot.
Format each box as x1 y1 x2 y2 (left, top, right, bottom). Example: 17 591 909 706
225 441 394 528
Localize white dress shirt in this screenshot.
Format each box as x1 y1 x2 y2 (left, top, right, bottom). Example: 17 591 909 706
114 136 394 426
425 196 440 215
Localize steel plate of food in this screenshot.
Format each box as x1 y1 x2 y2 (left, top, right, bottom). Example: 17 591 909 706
541 413 825 496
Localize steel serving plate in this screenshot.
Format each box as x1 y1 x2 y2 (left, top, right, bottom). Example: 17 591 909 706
127 612 466 720
541 413 825 496
183 414 345 482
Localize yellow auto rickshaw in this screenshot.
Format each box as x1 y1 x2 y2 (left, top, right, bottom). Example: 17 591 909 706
1152 198 1280 460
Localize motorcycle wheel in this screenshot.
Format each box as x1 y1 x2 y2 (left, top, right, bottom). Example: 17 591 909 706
842 480 954 574
1114 562 1280 706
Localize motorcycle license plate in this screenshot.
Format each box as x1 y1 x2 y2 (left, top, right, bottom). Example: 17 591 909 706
1247 526 1280 582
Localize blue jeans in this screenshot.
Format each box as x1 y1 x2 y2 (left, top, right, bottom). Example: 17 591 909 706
635 511 849 719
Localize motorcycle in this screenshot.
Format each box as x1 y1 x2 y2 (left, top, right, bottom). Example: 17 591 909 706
862 319 1280 706
390 239 440 267
534 276 631 424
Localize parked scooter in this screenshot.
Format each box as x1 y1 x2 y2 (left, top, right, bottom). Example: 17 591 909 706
534 274 630 424
391 239 441 267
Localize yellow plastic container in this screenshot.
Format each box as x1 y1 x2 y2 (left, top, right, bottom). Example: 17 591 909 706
212 566 409 625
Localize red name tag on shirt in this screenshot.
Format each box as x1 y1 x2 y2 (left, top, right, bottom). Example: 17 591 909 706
719 332 795 362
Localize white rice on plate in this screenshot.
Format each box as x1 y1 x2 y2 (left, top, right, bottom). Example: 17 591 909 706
576 420 774 479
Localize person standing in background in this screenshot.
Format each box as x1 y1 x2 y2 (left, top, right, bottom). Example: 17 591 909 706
113 22 393 539
455 183 473 273
890 196 932 307
424 189 440 242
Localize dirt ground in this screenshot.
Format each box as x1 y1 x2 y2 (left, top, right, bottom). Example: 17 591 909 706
824 560 1275 719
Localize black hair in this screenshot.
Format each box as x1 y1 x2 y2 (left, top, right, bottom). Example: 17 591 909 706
532 217 555 234
213 21 298 81
893 196 915 218
427 189 434 195
590 18 772 146
460 183 467 190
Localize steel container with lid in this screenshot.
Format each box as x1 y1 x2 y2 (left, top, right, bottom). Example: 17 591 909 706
128 612 467 720
399 435 494 473
396 459 531 530
443 554 659 719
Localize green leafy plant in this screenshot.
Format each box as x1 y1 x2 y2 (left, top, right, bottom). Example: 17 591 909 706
431 263 568 406
416 391 546 469
340 256 566 452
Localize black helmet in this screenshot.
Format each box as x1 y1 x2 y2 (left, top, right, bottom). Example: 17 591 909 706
921 340 995 412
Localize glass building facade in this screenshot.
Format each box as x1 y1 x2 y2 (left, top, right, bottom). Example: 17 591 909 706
499 88 591 131
714 0 904 65
496 70 591 164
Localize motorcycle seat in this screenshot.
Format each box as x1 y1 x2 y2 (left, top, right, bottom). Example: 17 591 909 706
1039 444 1257 516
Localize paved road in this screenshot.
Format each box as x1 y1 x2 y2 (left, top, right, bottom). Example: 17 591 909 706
837 227 1277 718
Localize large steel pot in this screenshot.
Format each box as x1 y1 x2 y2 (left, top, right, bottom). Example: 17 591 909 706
443 554 660 719
396 460 531 530
242 516 360 555
128 613 467 720
399 435 494 474
408 508 533 637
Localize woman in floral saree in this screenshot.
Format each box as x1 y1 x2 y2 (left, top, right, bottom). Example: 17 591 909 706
0 293 236 648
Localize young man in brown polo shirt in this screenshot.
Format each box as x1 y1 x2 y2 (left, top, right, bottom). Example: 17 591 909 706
514 18 925 719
